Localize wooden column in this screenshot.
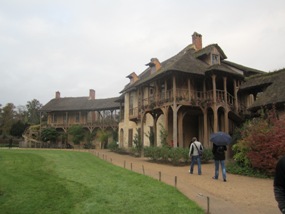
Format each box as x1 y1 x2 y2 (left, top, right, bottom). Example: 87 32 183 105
154 115 157 146
203 109 208 148
203 79 206 99
234 80 238 112
223 77 228 105
163 107 168 134
164 79 167 101
212 75 218 132
172 75 178 147
188 78 191 101
178 111 183 148
223 77 229 133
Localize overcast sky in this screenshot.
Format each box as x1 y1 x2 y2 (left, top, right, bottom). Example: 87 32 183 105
1 0 285 107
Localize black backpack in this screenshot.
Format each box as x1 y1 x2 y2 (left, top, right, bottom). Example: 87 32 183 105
216 146 224 154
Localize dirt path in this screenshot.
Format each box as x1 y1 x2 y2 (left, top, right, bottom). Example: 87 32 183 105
87 149 279 214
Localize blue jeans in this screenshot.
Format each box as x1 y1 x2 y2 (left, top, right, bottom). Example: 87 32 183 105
214 160 226 180
190 155 201 175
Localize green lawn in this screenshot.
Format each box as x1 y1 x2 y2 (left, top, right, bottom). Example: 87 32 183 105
0 149 204 214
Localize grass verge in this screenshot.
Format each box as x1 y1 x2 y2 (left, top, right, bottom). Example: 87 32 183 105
0 149 204 214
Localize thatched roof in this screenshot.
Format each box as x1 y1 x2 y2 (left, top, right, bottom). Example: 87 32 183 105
239 69 285 110
223 61 264 77
194 44 227 60
121 41 262 94
205 63 244 78
40 96 121 112
120 46 208 93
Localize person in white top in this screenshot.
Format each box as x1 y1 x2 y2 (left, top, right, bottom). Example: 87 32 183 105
189 137 203 175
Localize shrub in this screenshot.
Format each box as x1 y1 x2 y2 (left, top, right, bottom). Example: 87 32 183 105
160 146 170 162
200 148 213 162
227 161 270 178
144 146 161 161
181 148 190 163
169 148 184 165
108 141 119 151
233 109 285 175
133 129 142 155
143 147 211 166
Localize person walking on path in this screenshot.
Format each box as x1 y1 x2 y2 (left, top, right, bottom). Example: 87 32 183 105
274 155 285 213
189 137 203 175
212 144 227 182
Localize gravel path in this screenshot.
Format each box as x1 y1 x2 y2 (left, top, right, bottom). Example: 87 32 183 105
88 149 280 214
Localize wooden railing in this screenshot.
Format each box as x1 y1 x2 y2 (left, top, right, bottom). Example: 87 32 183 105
129 89 239 119
45 118 119 129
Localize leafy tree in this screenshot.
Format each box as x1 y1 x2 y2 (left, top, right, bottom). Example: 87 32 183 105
85 132 96 149
0 103 16 135
145 128 155 146
26 99 42 125
133 129 142 154
68 125 85 146
97 129 110 149
41 127 59 143
159 123 168 147
15 105 28 123
10 120 29 138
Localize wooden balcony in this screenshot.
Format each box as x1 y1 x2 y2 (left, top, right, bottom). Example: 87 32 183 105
43 118 119 130
129 89 238 120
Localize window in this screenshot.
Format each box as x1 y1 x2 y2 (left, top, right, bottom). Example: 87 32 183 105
75 113 80 122
211 54 220 65
63 113 68 124
128 129 133 147
52 114 57 123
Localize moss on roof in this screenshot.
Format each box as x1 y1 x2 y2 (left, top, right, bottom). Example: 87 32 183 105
239 68 285 110
223 61 265 77
40 96 121 112
194 44 227 60
120 40 263 94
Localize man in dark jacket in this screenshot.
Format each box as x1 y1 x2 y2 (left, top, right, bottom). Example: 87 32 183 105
274 156 285 213
212 144 227 182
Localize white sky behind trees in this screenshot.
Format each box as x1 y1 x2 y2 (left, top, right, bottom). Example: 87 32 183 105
0 0 285 107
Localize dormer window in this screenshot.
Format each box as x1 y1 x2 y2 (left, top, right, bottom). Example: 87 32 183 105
211 54 220 65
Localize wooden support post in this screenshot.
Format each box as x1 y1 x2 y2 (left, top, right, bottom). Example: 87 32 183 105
207 196 210 214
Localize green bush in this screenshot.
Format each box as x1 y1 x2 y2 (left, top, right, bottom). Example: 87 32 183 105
169 148 184 165
160 146 170 162
144 147 212 165
144 146 161 161
107 141 118 151
201 148 214 162
227 161 270 178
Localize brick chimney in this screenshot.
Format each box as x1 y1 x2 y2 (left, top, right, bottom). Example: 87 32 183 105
146 58 161 74
89 89 95 100
192 32 202 50
127 72 139 84
55 91 60 99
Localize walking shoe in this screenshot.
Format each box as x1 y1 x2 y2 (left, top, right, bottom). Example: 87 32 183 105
223 179 227 182
212 176 217 180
